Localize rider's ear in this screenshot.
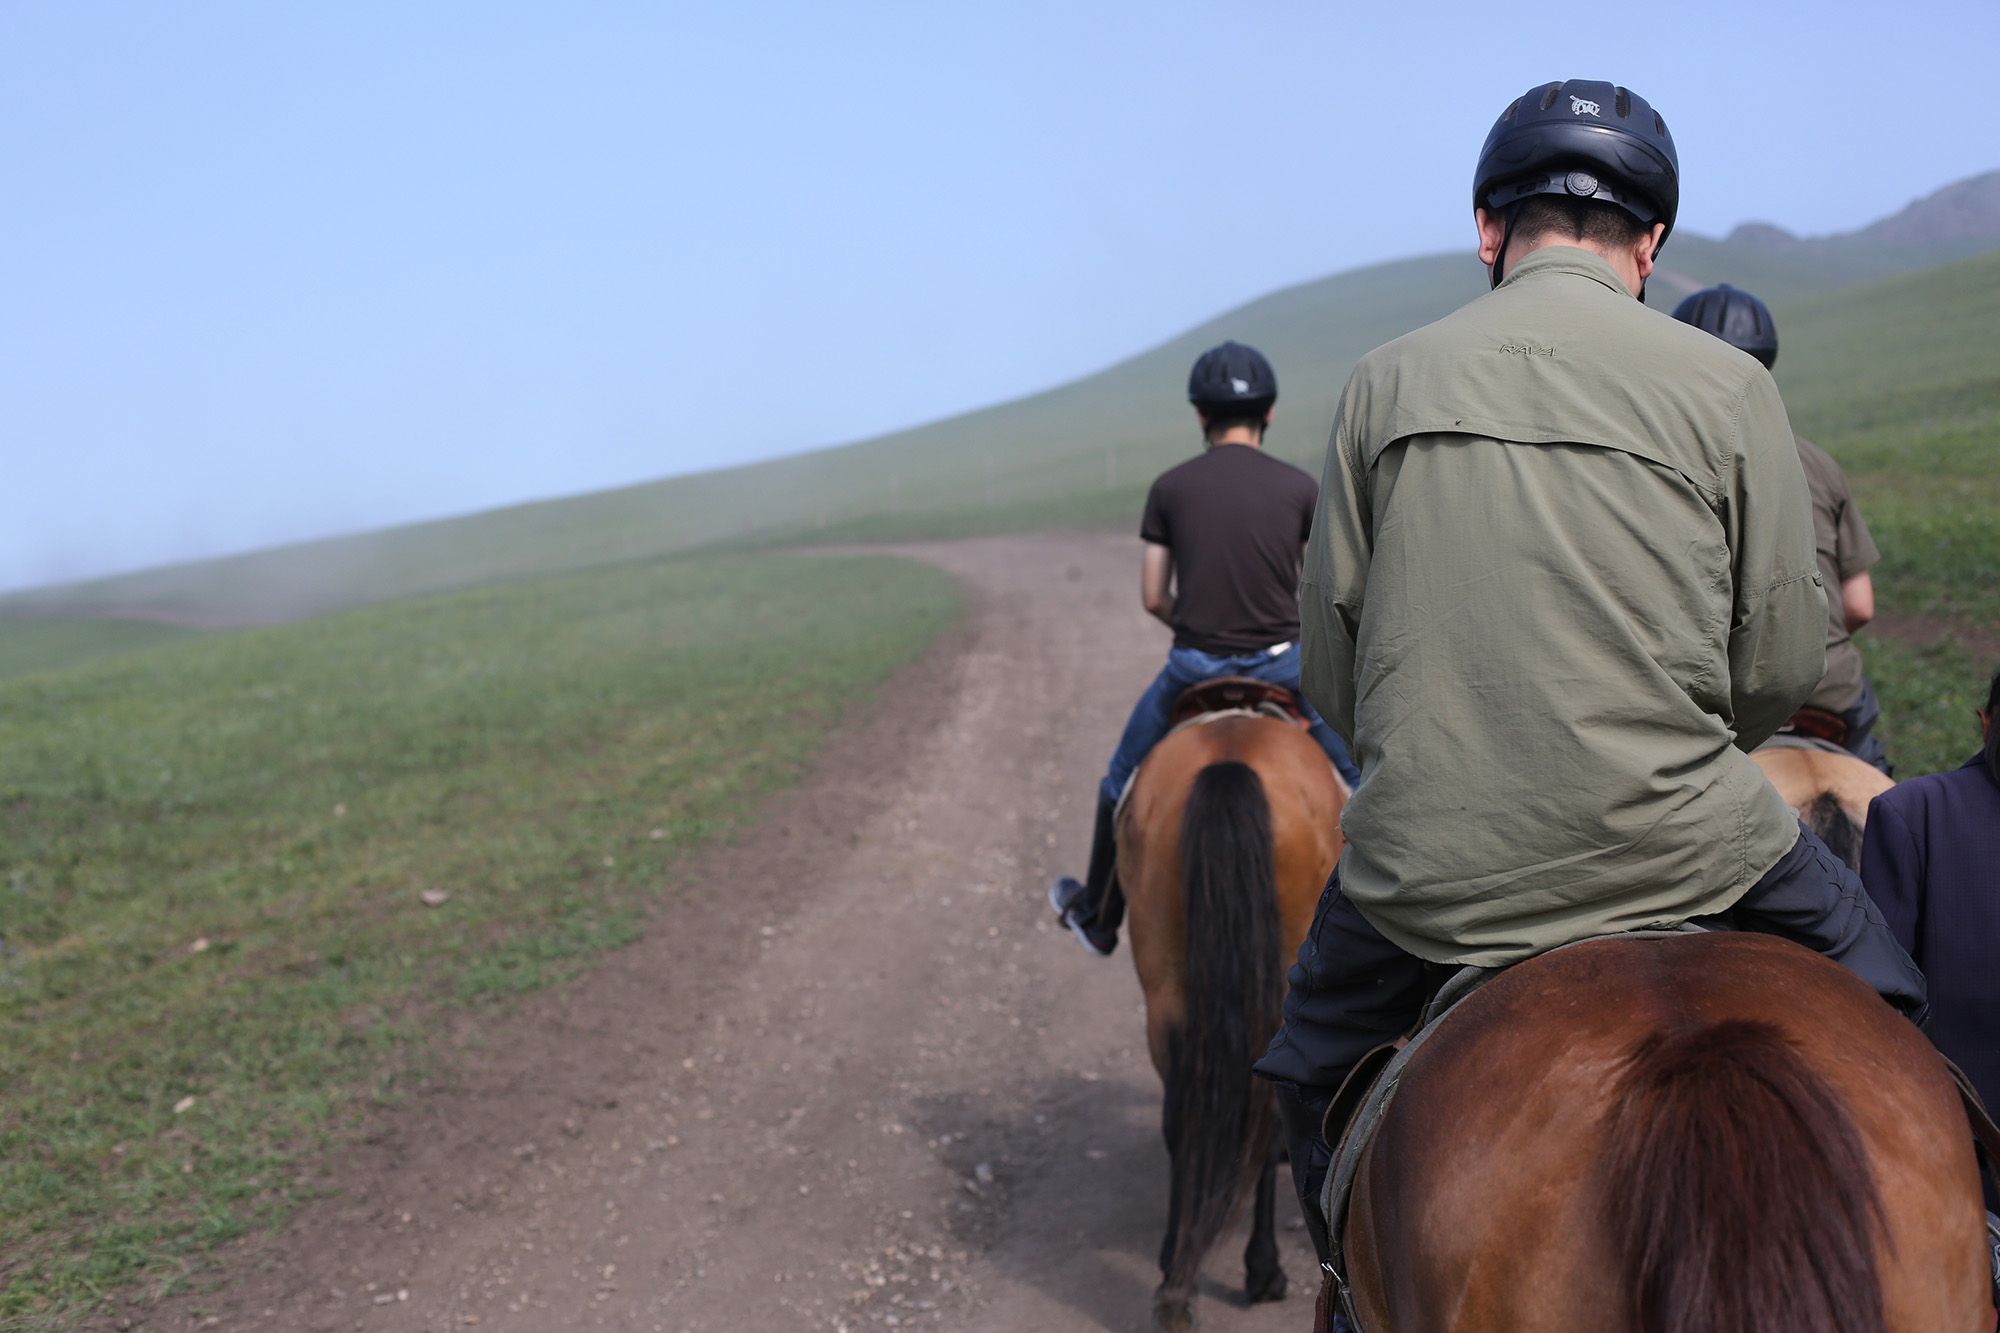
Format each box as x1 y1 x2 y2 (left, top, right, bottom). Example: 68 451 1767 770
1475 208 1506 268
1634 222 1667 281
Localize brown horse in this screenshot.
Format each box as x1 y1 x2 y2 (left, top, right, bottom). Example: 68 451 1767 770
1341 931 1992 1332
1754 742 1895 868
1119 709 1346 1332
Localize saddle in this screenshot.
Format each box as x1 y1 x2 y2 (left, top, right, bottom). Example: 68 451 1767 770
1777 705 1849 747
1114 677 1320 824
1758 732 1851 758
1169 676 1309 729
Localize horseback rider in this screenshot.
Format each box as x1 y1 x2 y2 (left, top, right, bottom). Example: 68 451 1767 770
1672 283 1892 772
1048 341 1362 957
1863 668 2000 1208
1251 79 1929 1258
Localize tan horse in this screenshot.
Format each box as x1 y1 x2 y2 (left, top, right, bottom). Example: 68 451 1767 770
1119 709 1346 1333
1340 931 1991 1332
1754 743 1895 868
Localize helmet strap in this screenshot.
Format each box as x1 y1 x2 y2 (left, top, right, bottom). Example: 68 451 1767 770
1488 205 1522 290
1635 236 1665 304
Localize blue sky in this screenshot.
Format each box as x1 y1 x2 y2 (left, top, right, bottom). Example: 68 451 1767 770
3 1 1995 591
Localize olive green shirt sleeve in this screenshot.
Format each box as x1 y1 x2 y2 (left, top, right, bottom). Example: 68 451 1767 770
1725 371 1826 750
1835 483 1880 580
1300 388 1370 745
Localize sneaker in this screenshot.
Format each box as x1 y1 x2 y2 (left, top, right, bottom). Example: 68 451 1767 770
1048 877 1117 957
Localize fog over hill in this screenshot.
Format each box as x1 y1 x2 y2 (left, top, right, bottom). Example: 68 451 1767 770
4 168 1997 629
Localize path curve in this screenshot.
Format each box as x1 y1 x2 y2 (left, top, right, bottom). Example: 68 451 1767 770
139 534 1319 1332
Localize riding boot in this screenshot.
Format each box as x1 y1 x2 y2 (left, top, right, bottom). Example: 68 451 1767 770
1050 794 1122 955
1078 792 1119 925
1274 1080 1337 1263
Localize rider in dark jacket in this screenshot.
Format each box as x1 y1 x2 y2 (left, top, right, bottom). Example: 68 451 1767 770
1862 670 2000 1203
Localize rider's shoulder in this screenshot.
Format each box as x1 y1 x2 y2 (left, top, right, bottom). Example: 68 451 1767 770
1345 290 1537 391
1348 284 1770 402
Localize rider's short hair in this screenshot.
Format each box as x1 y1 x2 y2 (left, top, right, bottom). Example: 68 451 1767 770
1199 398 1274 443
1509 195 1649 251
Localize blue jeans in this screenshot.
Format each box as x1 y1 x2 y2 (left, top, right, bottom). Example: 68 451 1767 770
1100 643 1360 804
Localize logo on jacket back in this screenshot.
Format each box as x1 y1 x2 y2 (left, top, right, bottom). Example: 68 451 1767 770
1569 95 1601 117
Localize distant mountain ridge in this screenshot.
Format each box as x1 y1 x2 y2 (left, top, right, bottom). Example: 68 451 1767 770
1728 169 2000 250
5 168 1998 628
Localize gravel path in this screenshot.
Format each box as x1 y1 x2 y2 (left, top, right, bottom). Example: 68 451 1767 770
137 533 1317 1333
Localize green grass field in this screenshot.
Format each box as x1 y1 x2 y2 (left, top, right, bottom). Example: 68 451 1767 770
1778 251 2000 774
0 551 958 1322
0 620 202 681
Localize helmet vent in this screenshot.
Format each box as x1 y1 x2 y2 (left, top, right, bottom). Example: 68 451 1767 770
1539 83 1562 112
1614 86 1631 119
1654 112 1667 135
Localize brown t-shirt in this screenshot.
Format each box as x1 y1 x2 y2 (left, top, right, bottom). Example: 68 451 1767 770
1796 435 1879 712
1140 444 1318 655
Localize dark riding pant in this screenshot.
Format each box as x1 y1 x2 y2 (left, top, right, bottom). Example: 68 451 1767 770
1840 677 1891 775
1255 821 1929 1259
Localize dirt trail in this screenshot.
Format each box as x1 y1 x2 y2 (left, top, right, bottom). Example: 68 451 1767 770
139 534 1319 1333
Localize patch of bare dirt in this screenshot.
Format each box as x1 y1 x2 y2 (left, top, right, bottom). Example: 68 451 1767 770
128 534 1315 1333
1872 611 2000 665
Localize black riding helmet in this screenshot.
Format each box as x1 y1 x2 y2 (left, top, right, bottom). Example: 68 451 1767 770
1474 79 1680 291
1187 341 1277 412
1671 284 1779 368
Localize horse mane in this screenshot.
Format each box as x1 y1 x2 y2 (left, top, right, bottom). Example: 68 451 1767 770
1159 759 1280 1291
1803 791 1863 870
1598 1018 1888 1333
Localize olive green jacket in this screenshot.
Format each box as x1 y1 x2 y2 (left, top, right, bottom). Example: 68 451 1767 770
1303 246 1824 965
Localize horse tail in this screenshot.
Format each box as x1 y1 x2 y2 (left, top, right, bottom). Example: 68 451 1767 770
1805 791 1863 869
1600 1018 1888 1333
1160 760 1281 1291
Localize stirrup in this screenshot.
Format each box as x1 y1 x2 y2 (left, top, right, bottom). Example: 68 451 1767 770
1048 879 1115 957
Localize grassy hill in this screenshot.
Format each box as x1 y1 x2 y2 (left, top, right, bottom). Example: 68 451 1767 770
0 619 201 679
1784 248 2000 632
1779 251 2000 770
0 551 957 1320
5 174 1996 631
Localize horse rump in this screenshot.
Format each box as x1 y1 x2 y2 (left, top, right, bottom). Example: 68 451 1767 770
1597 1017 1887 1333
